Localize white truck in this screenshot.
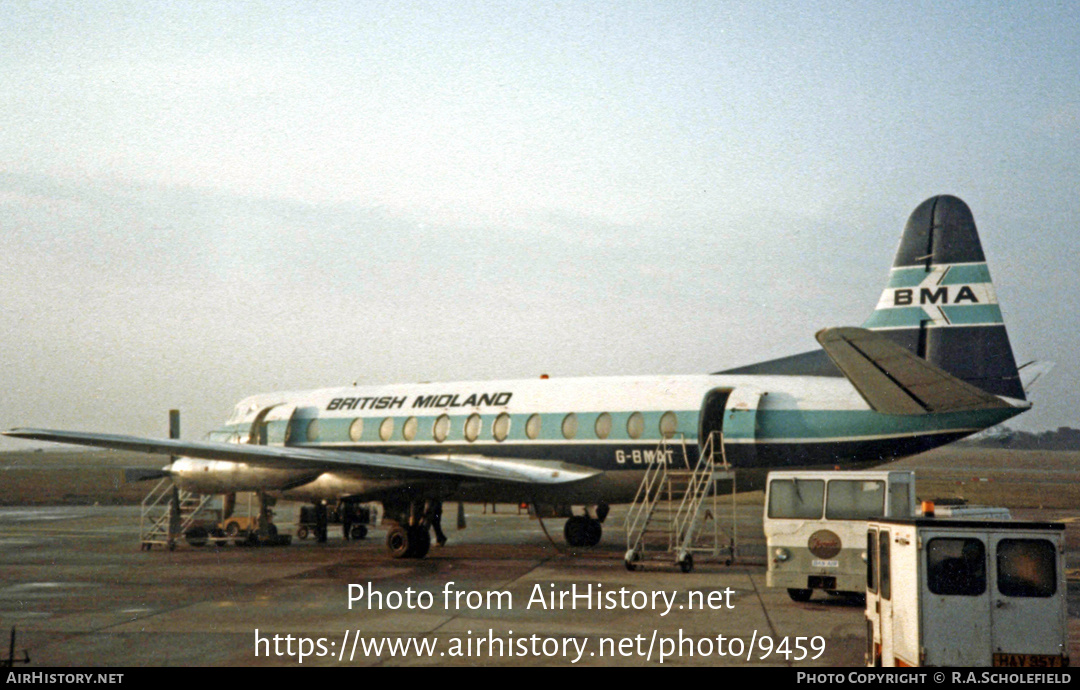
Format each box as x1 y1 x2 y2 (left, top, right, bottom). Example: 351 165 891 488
865 518 1068 667
764 470 916 601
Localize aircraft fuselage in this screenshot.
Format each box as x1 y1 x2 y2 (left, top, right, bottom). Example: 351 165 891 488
170 372 1025 504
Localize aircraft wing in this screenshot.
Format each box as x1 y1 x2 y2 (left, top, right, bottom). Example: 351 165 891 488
1 428 601 485
815 327 1015 415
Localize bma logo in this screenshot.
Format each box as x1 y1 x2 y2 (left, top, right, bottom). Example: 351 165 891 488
893 285 979 306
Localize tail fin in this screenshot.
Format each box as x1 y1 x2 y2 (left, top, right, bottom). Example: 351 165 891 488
861 195 1025 400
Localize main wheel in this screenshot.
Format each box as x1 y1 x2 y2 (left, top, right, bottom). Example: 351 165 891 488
406 526 431 558
563 516 588 547
584 519 602 547
787 588 813 602
387 526 411 558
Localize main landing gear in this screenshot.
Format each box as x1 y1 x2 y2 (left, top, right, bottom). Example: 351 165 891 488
386 524 431 559
563 504 608 548
381 499 445 559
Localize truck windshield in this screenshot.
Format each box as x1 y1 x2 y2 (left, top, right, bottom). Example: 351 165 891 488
768 479 825 519
825 480 886 520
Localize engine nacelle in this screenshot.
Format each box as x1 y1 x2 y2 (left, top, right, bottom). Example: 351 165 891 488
170 458 320 494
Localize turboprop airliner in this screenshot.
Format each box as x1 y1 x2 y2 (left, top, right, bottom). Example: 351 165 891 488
5 195 1035 559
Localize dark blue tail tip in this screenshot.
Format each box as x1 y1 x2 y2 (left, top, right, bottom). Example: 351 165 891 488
895 195 986 267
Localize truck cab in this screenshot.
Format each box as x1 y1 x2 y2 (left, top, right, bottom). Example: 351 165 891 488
765 470 916 601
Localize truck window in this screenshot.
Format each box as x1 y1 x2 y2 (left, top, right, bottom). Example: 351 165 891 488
879 529 890 600
867 530 877 593
888 483 911 516
767 479 824 519
825 480 885 520
927 538 986 596
997 539 1056 598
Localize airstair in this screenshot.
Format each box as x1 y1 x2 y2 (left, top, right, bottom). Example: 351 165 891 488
139 478 215 550
623 431 737 572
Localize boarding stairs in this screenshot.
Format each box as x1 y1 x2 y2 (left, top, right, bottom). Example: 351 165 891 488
623 431 737 573
140 478 214 550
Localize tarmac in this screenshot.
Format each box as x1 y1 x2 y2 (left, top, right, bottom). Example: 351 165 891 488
1 501 1077 667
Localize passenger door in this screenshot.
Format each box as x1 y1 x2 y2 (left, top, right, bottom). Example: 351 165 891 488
713 388 762 466
247 404 297 446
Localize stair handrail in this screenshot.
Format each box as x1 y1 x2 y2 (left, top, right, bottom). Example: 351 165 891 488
624 437 675 555
671 430 725 550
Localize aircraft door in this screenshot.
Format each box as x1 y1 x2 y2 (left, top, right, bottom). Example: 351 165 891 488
698 389 730 448
246 404 297 446
699 388 762 467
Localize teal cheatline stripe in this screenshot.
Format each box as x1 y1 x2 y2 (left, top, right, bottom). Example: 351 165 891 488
940 263 991 285
756 407 1021 442
885 267 931 288
274 409 704 445
941 304 1003 325
885 263 992 288
304 417 348 442
723 407 756 440
862 307 928 329
266 419 289 445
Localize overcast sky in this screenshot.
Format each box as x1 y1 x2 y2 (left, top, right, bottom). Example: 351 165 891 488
2 1 1078 448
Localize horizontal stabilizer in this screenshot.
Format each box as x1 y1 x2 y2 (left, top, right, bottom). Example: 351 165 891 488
2 428 601 486
1017 360 1054 393
816 327 1015 415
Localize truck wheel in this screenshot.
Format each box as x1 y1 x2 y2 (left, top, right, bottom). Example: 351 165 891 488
297 526 309 540
351 524 368 540
787 588 813 602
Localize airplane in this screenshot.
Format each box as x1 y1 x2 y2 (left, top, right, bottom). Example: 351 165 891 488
4 195 1035 560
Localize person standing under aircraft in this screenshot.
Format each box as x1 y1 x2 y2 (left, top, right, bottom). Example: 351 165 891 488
426 500 447 547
